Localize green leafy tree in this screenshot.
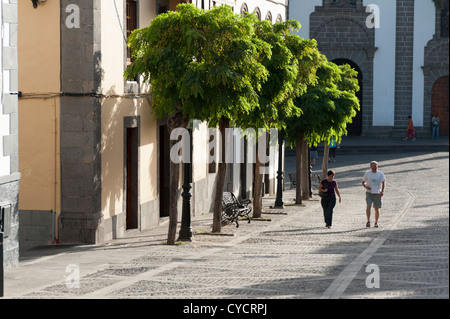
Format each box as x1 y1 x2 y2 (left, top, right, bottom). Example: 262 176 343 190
285 60 360 203
234 19 323 218
125 4 270 237
432 0 446 9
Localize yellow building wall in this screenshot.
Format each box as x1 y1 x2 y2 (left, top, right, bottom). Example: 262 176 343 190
100 0 158 222
101 97 157 220
17 0 61 214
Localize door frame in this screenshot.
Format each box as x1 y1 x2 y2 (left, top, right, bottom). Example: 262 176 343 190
123 116 140 231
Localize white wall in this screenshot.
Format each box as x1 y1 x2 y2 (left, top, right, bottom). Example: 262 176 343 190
1 1 11 177
412 0 435 126
366 0 396 126
288 0 321 39
236 0 286 22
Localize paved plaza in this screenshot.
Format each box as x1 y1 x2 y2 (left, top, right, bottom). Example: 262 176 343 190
3 148 449 302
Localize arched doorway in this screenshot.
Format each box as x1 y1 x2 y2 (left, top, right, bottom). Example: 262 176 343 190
332 59 363 136
431 76 449 136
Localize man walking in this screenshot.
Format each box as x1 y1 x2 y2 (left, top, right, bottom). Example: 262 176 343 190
362 161 386 228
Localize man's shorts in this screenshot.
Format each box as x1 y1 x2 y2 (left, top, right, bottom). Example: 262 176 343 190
366 192 382 209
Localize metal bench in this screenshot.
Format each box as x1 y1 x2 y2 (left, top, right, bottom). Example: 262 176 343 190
288 173 296 189
289 173 321 189
222 192 252 228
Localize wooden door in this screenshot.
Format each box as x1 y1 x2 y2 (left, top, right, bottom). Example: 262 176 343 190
126 127 139 230
431 76 449 136
159 125 170 217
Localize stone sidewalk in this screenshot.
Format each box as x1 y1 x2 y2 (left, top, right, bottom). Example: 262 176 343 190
2 151 449 300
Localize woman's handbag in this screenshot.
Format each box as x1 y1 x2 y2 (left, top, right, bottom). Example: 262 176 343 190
319 180 328 198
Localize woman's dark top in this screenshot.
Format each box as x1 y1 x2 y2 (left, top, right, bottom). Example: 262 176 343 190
320 179 337 198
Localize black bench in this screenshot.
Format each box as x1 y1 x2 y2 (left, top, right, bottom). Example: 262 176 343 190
222 192 252 228
288 173 296 189
289 173 321 189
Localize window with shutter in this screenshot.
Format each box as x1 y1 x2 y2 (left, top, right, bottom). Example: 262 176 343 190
126 0 138 65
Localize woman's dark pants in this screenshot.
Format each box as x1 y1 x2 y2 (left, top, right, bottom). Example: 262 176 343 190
321 196 336 227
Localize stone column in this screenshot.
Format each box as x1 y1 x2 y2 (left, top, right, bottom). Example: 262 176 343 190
58 0 103 244
394 0 415 127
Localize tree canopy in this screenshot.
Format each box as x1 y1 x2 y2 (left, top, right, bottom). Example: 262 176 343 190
125 3 270 128
233 19 323 132
126 3 275 234
285 59 360 147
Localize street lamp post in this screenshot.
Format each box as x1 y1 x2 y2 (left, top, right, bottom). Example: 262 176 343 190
178 127 193 242
308 146 312 197
273 129 285 209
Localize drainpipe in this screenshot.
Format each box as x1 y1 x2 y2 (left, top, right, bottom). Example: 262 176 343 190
54 210 60 244
286 0 289 20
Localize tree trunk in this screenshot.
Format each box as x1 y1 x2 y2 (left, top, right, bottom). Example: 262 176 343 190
295 132 303 204
322 144 330 181
166 111 189 245
167 144 180 245
212 117 229 233
252 147 263 218
301 136 309 200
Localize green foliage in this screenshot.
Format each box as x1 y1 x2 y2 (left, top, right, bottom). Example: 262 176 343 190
125 4 270 127
432 0 446 9
234 18 323 134
285 59 360 147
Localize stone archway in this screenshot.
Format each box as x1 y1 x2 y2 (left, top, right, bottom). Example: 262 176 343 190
333 59 363 136
310 7 376 135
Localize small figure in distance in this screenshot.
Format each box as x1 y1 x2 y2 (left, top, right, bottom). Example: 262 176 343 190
404 115 416 142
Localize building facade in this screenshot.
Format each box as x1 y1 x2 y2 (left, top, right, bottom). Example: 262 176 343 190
1 0 19 268
290 0 449 137
17 0 286 250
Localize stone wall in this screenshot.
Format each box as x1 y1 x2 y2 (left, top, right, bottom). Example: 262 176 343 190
394 0 415 129
310 0 375 136
58 0 103 244
1 0 19 268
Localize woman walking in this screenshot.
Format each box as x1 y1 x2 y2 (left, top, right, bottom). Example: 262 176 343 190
319 170 342 229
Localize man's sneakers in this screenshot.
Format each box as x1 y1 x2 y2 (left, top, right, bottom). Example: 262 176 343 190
366 221 379 228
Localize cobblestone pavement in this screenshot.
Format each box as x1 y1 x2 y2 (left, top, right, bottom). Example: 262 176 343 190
4 151 449 300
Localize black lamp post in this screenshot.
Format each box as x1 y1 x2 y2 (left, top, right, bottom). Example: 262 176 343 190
178 126 193 242
0 232 4 297
308 146 313 197
273 129 285 209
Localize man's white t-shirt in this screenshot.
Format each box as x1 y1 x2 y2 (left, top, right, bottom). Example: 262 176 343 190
363 171 386 194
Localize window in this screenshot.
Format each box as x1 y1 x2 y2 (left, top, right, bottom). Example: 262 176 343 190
126 0 138 65
254 7 261 20
240 3 248 15
328 0 356 8
276 14 283 23
157 0 169 14
211 0 233 10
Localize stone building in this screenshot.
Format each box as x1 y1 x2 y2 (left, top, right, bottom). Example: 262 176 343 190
0 0 19 268
290 0 449 137
16 0 286 251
